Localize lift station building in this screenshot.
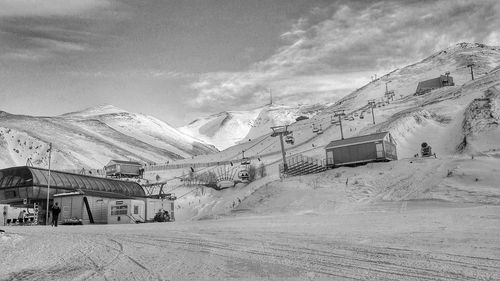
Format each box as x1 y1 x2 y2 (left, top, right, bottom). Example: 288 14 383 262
325 132 398 168
0 166 172 225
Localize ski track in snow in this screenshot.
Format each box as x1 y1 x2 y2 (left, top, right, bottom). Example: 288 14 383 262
2 200 500 281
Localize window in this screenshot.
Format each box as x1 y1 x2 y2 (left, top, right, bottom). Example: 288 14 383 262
111 205 128 215
376 143 383 158
133 205 139 215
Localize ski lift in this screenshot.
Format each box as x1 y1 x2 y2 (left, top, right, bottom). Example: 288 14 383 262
241 157 251 165
285 133 295 145
241 150 251 165
238 169 249 182
330 116 336 124
317 125 323 135
360 114 364 119
312 123 319 133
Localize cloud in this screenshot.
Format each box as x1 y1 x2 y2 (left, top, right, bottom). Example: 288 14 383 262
0 1 119 61
190 0 500 111
0 0 112 17
0 21 91 61
69 70 199 80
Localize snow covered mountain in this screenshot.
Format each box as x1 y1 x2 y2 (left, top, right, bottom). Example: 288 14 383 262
179 103 328 150
160 43 500 174
180 43 500 153
322 42 500 157
335 42 500 111
0 105 217 170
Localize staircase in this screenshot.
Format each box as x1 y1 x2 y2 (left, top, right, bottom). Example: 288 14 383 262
279 154 327 178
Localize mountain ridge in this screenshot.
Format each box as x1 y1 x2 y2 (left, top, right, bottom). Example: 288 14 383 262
0 105 217 170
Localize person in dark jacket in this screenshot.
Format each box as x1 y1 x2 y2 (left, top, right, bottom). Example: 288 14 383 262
50 202 61 227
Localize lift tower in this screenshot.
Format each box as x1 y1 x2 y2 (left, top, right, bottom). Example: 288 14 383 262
333 110 346 140
467 63 475 80
368 99 376 125
271 125 292 172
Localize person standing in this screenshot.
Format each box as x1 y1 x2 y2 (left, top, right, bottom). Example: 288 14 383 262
18 210 26 225
50 202 61 227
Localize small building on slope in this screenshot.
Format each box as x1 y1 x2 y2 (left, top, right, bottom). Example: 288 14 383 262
105 160 143 178
415 73 455 95
325 132 397 168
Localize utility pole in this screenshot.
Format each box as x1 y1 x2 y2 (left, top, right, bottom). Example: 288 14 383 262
45 143 52 226
368 100 376 124
271 126 291 173
333 110 346 140
467 64 475 80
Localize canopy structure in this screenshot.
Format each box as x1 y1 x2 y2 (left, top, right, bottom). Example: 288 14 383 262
0 166 145 204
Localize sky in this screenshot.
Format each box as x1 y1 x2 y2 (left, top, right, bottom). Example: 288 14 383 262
0 0 499 126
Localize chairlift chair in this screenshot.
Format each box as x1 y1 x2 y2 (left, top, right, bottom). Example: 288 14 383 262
285 134 295 145
238 169 250 181
241 157 251 165
317 125 324 135
312 123 319 133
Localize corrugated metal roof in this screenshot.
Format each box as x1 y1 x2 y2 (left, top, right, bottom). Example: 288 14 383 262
416 75 454 92
107 160 142 166
54 189 136 199
325 132 389 149
0 166 145 197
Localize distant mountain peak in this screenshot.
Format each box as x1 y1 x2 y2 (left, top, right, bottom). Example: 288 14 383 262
62 104 129 118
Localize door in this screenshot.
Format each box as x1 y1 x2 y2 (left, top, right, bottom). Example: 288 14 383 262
326 150 334 166
94 199 107 223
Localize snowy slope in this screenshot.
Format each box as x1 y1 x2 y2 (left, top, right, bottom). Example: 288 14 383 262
179 103 328 150
0 105 217 170
147 43 500 185
64 105 218 158
179 43 500 154
178 108 263 151
335 43 500 111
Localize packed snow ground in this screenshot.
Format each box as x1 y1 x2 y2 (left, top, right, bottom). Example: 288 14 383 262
2 155 500 281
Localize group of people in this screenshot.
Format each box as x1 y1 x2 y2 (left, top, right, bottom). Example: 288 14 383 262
153 209 171 222
17 202 61 226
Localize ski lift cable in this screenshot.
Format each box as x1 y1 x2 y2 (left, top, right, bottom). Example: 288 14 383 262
177 186 203 199
165 126 298 183
241 134 272 154
165 135 272 182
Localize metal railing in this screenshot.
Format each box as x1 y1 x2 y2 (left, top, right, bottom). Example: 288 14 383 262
278 154 327 177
